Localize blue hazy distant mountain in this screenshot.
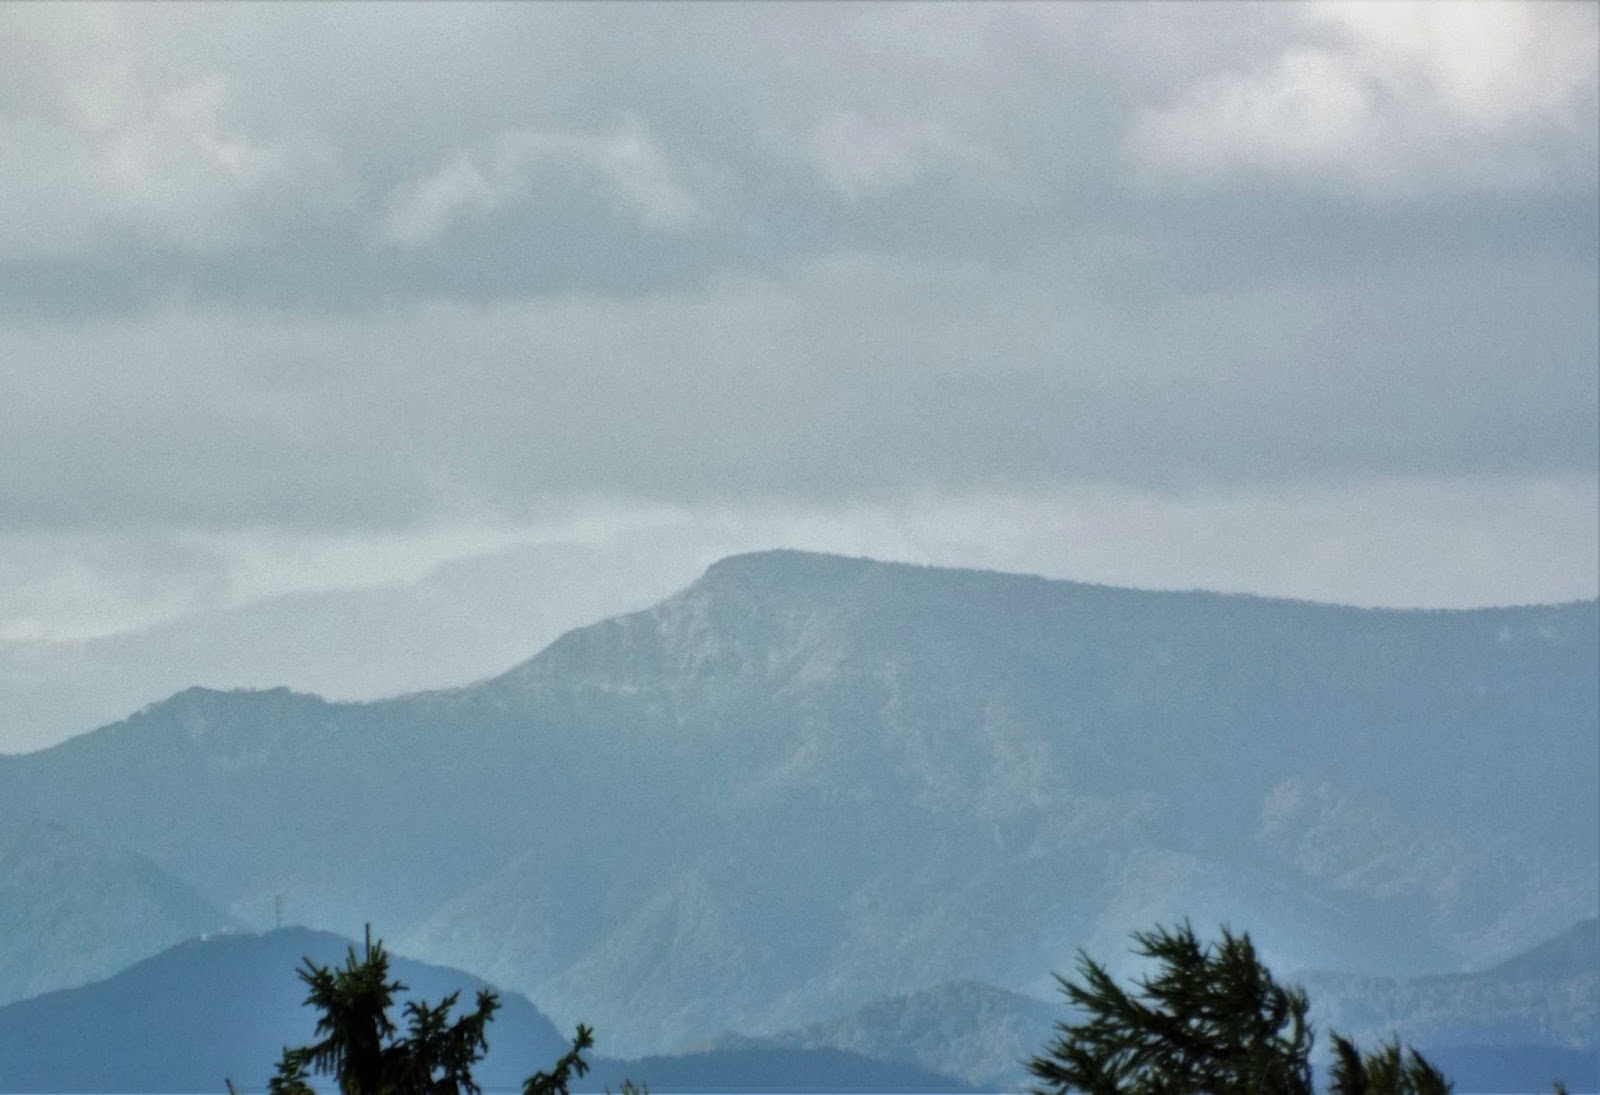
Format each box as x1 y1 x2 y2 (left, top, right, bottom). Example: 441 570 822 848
727 921 1599 1092
0 927 969 1093
578 1045 973 1092
0 926 570 1092
0 536 710 752
0 550 1594 1055
1306 917 1599 1088
1483 915 1600 981
711 979 1062 1090
0 816 234 1005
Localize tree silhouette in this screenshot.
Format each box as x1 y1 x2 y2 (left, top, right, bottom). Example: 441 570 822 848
261 927 602 1095
1028 922 1450 1095
521 1023 596 1095
1328 1034 1451 1095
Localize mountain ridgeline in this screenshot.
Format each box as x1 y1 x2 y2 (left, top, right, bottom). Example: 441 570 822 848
718 922 1600 1091
0 928 569 1092
0 550 1595 1055
0 927 967 1093
0 817 234 1003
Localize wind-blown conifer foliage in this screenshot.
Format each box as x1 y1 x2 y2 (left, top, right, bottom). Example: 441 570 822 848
1027 923 1452 1095
1327 1034 1451 1095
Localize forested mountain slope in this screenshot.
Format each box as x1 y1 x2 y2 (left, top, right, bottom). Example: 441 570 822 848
1 551 1593 1053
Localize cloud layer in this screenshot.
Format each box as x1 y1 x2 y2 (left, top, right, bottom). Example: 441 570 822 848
0 1 1594 741
1131 1 1599 196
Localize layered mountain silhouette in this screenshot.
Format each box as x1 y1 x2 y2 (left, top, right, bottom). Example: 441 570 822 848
0 817 234 1005
0 551 1594 1055
0 536 711 752
0 928 967 1093
1306 917 1599 1088
0 927 569 1092
712 980 1060 1089
723 921 1600 1092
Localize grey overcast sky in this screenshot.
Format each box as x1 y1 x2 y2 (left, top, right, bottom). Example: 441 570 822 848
1 1 1597 747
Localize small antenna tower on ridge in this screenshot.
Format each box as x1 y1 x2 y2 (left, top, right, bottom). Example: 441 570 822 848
274 894 284 930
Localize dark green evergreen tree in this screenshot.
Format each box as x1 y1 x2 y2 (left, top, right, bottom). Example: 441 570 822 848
1028 922 1314 1095
521 1023 595 1095
1027 922 1451 1095
261 927 603 1095
1327 1034 1451 1095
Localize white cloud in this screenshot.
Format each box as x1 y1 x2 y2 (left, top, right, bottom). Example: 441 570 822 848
380 154 500 247
1129 0 1599 197
383 118 701 244
1311 1 1594 130
0 6 316 256
0 2 1592 686
94 78 295 248
0 7 306 255
806 112 957 199
0 79 295 255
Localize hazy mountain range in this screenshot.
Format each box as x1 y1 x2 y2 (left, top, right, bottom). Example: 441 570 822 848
1305 917 1599 1086
0 928 570 1093
0 919 1590 1091
721 922 1600 1091
0 537 716 754
6 922 1587 1088
0 817 233 1004
0 927 966 1093
711 979 1061 1090
0 550 1594 1066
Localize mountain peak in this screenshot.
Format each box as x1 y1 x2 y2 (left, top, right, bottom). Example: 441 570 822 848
693 550 900 600
702 548 880 578
1484 917 1599 980
0 926 570 1092
19 684 338 766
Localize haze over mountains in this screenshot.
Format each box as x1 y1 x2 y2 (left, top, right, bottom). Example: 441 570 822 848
0 922 1590 1092
720 922 1600 1091
0 928 571 1093
0 817 233 1004
0 550 1595 1064
712 979 1062 1090
0 926 967 1093
1306 917 1599 1084
0 536 717 754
